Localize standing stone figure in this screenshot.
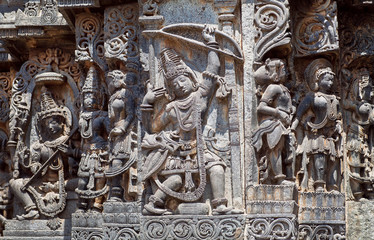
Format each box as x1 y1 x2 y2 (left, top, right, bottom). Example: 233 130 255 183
251 59 296 185
106 69 137 202
343 68 374 200
291 59 342 192
141 26 238 215
76 66 110 211
10 85 79 219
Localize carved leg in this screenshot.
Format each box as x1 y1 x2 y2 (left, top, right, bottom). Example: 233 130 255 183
93 177 106 211
143 174 182 215
9 179 39 220
209 165 230 215
109 159 124 202
327 156 339 193
76 177 89 211
313 153 326 192
268 138 288 185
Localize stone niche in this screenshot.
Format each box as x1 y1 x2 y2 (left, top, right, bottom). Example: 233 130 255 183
0 0 373 239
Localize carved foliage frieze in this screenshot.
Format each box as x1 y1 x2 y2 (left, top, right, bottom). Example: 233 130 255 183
293 0 339 56
75 14 107 71
104 4 139 62
0 72 11 123
254 0 291 62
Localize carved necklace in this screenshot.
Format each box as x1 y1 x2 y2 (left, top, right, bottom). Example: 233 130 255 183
172 93 197 132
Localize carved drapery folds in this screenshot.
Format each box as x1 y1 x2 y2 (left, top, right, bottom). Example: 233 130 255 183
293 0 339 56
254 0 291 62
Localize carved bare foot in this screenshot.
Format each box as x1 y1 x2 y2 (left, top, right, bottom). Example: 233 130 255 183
16 210 39 220
212 204 232 215
143 202 171 215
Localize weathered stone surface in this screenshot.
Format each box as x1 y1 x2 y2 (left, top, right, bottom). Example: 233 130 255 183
0 0 373 239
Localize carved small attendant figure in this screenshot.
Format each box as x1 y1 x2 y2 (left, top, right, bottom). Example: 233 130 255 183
342 68 374 200
291 59 342 192
106 69 137 201
10 86 79 220
251 59 296 185
141 26 238 215
76 66 110 211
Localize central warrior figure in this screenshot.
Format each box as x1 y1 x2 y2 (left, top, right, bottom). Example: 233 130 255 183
141 26 237 215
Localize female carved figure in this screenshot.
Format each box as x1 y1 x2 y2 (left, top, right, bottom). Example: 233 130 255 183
343 68 374 200
251 58 296 185
10 85 79 219
76 66 110 211
106 69 137 201
141 26 238 215
291 59 342 192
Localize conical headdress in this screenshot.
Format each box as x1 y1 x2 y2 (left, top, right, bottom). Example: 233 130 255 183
37 87 69 121
82 66 100 93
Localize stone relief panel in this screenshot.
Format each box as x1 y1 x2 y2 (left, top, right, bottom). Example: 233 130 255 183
7 48 81 220
141 25 242 216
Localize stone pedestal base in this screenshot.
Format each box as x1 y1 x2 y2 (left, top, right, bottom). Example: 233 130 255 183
102 202 140 240
346 200 374 240
71 212 104 240
0 219 71 240
141 215 245 240
298 192 345 239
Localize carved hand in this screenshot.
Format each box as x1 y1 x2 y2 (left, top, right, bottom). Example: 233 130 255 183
142 82 166 105
30 162 42 174
57 143 73 156
202 25 216 43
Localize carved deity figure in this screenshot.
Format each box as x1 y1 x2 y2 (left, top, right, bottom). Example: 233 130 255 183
291 59 342 192
10 85 79 220
0 130 12 222
251 59 296 185
141 26 239 215
76 66 110 211
343 68 374 200
106 69 137 202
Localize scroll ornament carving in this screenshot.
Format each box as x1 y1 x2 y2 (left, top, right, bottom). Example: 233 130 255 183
104 4 139 62
143 217 244 240
298 224 345 240
247 217 297 240
294 0 339 56
141 0 162 16
24 1 39 17
0 72 11 123
291 58 342 192
141 26 241 215
76 66 110 210
254 0 291 61
251 58 296 185
75 14 107 71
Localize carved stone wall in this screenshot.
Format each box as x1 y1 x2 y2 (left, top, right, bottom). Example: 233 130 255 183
0 0 373 239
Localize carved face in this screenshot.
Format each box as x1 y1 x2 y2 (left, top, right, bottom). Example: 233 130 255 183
45 116 64 136
171 75 194 99
83 92 99 110
319 72 334 92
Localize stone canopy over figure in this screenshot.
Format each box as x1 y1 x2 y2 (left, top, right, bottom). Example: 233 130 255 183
251 58 296 185
291 58 342 193
141 26 241 215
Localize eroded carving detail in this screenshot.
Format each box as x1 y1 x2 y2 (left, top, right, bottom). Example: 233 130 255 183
293 0 339 56
254 0 291 61
252 58 296 185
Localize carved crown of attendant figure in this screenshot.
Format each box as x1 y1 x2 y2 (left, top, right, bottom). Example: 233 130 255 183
141 26 242 215
291 58 342 193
